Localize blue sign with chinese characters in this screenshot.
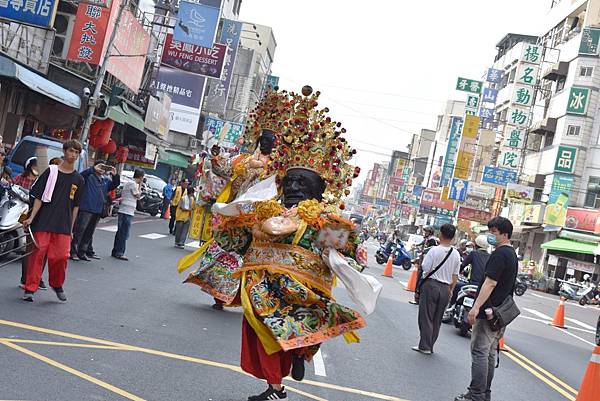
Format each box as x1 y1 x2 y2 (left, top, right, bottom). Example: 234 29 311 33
204 117 245 149
482 88 498 104
266 75 279 89
486 68 503 83
449 178 469 202
174 1 220 48
440 116 463 186
482 166 518 187
0 0 58 27
479 107 495 123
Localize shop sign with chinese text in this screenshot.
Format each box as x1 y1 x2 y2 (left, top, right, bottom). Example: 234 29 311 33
126 145 156 169
479 107 494 123
456 77 483 94
440 116 462 186
467 182 496 199
516 63 539 86
0 0 58 28
466 95 479 109
512 85 534 107
453 115 479 180
457 206 493 224
543 173 573 226
554 145 578 174
506 183 534 203
481 166 518 187
204 117 244 149
564 207 600 233
579 28 600 55
504 127 525 149
498 147 520 169
204 18 241 114
566 87 590 115
482 88 498 104
161 33 226 79
507 107 530 128
486 68 503 83
449 178 469 202
523 204 544 224
67 3 110 65
173 0 219 48
520 44 542 64
420 189 456 217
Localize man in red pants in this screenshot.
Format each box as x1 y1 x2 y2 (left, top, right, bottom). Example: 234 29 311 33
22 139 84 302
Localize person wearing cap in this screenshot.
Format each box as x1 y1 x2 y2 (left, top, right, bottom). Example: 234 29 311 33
14 157 39 189
449 235 491 306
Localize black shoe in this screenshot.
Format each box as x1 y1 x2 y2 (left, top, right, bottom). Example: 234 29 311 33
88 254 101 260
291 355 305 381
248 385 287 401
22 291 34 302
211 302 224 310
52 287 67 302
38 281 47 290
78 254 91 261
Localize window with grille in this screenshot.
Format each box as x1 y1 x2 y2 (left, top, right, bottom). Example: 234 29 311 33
566 125 581 136
580 66 593 77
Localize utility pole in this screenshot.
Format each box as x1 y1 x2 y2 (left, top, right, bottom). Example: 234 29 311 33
80 0 129 147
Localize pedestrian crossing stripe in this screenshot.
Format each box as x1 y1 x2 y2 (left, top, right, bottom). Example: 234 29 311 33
138 233 167 240
98 225 118 232
185 241 201 248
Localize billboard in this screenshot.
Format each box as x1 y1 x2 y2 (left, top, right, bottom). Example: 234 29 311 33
173 1 219 48
0 0 58 27
161 33 226 79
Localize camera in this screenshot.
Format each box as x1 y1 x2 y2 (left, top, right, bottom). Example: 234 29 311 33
83 87 91 97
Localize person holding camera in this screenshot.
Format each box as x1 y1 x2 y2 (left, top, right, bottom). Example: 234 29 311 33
70 161 120 261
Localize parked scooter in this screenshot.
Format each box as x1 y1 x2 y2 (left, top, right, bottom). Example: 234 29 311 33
452 283 479 336
375 240 412 270
514 274 528 296
0 184 30 261
558 280 588 302
137 187 163 217
578 285 600 306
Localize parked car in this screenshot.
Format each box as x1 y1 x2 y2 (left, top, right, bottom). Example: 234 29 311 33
115 171 166 217
121 171 167 195
6 135 88 176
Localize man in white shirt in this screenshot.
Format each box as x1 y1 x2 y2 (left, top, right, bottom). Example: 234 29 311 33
413 223 461 354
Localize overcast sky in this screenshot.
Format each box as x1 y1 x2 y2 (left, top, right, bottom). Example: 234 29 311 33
239 0 550 181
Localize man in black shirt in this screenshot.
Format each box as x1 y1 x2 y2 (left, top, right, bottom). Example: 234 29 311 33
22 140 84 302
455 217 518 401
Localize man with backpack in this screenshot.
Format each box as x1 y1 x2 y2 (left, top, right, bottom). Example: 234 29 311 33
455 216 518 401
413 223 461 354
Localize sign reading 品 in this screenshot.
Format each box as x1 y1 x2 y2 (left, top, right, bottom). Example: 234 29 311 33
554 145 578 174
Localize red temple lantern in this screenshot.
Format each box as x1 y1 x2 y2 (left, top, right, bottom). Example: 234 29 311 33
89 119 114 148
101 139 117 154
116 146 129 163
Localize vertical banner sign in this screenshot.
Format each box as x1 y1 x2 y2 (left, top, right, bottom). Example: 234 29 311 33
205 19 242 113
566 87 590 115
504 127 525 149
67 3 110 64
486 68 503 83
173 1 220 48
472 129 495 183
440 116 463 186
544 174 574 226
0 0 58 27
453 115 479 180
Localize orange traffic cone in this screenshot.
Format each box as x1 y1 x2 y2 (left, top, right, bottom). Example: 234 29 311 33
575 346 600 401
551 297 566 328
164 204 171 220
382 255 393 278
499 336 507 351
405 267 418 292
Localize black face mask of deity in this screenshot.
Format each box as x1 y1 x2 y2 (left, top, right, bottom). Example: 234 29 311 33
257 130 275 155
281 168 326 208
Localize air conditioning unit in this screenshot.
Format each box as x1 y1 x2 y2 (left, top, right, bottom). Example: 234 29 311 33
189 137 199 148
52 12 76 59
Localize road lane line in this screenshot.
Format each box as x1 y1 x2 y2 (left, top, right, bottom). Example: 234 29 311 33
505 345 578 396
0 320 406 401
0 340 146 401
285 385 327 401
564 317 596 331
518 314 596 334
399 281 408 288
503 351 576 401
551 326 595 347
313 349 327 377
523 307 553 320
0 339 125 350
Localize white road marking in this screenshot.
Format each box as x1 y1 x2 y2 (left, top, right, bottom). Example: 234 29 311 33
313 349 327 377
523 308 553 321
139 233 167 240
185 241 201 248
518 315 596 334
399 281 408 288
527 292 592 310
98 225 118 232
528 292 554 301
564 318 596 331
551 325 596 347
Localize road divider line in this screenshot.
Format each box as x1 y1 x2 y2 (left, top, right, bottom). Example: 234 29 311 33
0 319 407 401
551 325 596 347
564 317 596 331
505 345 578 396
523 307 553 320
0 340 146 401
313 349 327 377
285 385 327 401
0 338 125 350
518 315 596 334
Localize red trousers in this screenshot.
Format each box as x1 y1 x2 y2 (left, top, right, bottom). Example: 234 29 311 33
24 231 71 293
241 317 292 385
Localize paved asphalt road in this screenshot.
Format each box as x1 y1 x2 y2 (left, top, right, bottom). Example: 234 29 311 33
1 215 598 401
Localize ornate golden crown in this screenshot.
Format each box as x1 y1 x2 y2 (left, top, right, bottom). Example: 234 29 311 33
243 88 292 146
267 85 360 204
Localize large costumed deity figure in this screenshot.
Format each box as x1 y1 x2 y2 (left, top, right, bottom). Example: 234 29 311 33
188 85 379 401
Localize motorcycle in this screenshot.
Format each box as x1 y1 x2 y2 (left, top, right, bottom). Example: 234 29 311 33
578 286 600 306
452 283 479 336
514 274 528 296
0 184 31 262
558 281 588 302
137 187 163 217
375 240 412 270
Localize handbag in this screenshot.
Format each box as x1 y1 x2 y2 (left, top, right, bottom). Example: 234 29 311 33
489 294 521 331
417 247 454 292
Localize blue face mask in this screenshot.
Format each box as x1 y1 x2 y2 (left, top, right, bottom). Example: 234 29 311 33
487 234 497 246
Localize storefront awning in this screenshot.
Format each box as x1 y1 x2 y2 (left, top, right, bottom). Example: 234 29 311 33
0 55 81 109
159 150 190 168
107 102 145 132
541 239 597 255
